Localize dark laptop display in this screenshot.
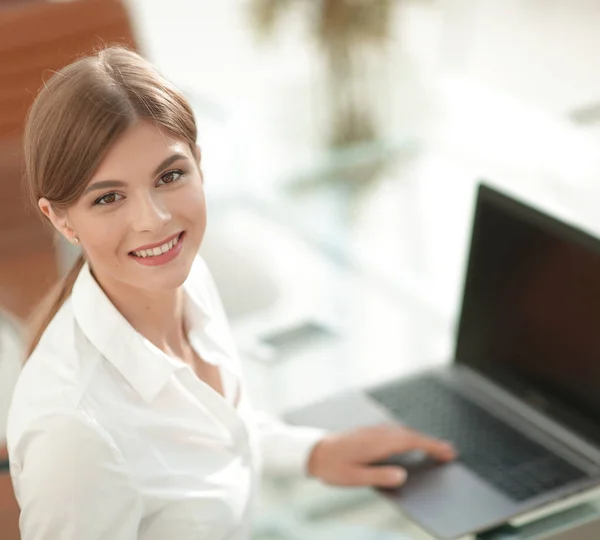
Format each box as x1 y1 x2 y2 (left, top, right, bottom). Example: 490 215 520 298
456 184 600 446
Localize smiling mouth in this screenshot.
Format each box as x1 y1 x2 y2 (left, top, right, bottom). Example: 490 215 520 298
129 232 184 258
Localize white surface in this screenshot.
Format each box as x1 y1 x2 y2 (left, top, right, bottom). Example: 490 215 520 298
439 0 600 118
201 204 453 416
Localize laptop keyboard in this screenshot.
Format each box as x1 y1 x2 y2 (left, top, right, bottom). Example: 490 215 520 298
368 376 587 501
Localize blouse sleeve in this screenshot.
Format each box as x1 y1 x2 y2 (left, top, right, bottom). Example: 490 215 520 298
253 410 328 477
10 413 142 540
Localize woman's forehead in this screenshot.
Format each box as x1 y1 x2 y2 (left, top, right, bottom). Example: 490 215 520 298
90 121 190 182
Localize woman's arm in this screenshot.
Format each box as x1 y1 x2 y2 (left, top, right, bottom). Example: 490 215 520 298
11 414 142 540
253 411 328 477
254 413 456 488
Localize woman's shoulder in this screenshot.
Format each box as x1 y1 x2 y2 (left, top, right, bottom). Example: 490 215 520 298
8 300 103 450
9 411 109 452
22 299 98 390
6 357 95 459
8 409 128 488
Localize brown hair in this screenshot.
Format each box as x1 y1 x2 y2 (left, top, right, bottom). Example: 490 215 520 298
23 46 197 359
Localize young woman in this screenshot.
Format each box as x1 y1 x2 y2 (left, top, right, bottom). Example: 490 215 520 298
6 46 455 540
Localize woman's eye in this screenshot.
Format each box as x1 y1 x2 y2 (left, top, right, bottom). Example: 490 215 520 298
157 169 184 186
94 192 123 206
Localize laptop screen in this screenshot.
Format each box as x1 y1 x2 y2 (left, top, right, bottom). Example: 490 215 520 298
455 184 600 444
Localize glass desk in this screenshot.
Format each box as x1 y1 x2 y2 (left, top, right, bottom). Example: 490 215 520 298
254 475 434 540
253 473 600 540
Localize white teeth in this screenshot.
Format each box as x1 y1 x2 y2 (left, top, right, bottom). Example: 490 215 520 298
132 234 181 258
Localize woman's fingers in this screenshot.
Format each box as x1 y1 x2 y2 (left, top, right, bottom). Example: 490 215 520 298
400 429 457 461
307 425 457 487
344 465 408 488
365 425 456 461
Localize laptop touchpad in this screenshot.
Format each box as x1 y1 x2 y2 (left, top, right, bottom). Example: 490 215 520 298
373 450 441 472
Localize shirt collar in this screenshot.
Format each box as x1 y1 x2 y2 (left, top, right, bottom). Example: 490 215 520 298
71 258 213 403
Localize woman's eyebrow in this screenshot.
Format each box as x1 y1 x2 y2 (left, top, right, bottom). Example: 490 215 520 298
83 179 127 196
152 153 189 176
83 153 190 195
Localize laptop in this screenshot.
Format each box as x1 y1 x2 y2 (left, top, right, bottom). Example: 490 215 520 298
285 183 600 539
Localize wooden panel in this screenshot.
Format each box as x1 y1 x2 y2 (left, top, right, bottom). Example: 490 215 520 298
0 445 19 540
0 138 24 202
0 138 55 252
0 472 19 540
0 0 135 50
0 0 137 137
0 138 57 317
0 248 58 319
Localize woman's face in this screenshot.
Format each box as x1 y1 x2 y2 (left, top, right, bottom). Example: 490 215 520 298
45 120 206 293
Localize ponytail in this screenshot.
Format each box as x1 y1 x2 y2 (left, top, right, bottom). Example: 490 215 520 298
24 254 85 361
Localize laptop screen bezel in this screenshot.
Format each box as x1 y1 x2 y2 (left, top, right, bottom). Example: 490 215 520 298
454 182 600 446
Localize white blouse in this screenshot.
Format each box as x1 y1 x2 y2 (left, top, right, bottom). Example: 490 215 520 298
7 255 326 540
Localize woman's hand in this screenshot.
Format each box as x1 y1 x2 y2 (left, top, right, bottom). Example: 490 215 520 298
307 424 456 489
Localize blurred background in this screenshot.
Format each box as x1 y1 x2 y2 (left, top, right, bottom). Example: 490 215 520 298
3 0 600 538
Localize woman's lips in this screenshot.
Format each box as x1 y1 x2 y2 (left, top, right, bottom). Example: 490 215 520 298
129 232 185 267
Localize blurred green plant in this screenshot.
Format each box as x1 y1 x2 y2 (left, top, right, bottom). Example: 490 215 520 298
248 0 396 148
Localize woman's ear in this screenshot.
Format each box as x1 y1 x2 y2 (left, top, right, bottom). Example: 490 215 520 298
38 198 79 244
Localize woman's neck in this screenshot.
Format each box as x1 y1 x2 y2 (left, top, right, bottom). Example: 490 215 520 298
93 269 189 357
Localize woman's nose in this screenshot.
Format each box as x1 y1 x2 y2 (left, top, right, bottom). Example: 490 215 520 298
130 193 171 232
